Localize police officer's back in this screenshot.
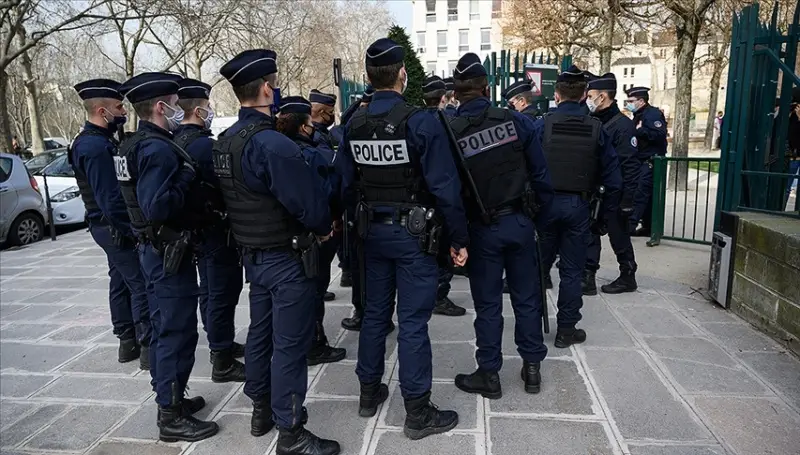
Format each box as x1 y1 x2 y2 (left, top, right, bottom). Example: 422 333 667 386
338 38 469 440
447 53 553 399
537 65 622 349
583 73 639 295
173 79 246 384
216 50 339 454
70 79 151 370
116 72 217 442
624 86 667 236
501 80 543 120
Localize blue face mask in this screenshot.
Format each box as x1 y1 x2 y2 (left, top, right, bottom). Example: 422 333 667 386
626 102 638 113
271 87 282 116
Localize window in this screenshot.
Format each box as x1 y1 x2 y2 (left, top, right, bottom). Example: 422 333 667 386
660 49 666 58
448 60 458 76
470 0 479 19
437 30 447 54
447 0 457 21
427 61 437 75
480 28 491 51
459 29 469 52
417 32 426 54
426 0 436 22
623 68 628 77
631 67 635 77
672 64 676 76
492 0 502 18
0 157 12 183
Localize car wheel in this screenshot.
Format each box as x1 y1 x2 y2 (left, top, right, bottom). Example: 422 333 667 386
8 212 44 246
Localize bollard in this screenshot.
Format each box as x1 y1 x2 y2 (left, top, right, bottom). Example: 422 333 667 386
42 174 57 241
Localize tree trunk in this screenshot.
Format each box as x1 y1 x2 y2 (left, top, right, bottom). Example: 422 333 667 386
16 28 45 156
704 58 724 149
599 7 616 74
669 27 700 190
0 69 12 153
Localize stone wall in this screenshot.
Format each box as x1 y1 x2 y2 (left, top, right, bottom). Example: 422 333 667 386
731 212 800 355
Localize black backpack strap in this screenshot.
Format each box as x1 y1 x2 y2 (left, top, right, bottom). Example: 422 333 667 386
605 112 626 130
486 107 507 121
383 103 418 133
350 108 369 131
174 129 207 150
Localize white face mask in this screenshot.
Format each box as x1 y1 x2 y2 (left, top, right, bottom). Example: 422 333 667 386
198 107 215 129
160 101 184 131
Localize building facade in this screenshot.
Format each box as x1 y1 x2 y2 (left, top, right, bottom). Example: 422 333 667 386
411 0 504 78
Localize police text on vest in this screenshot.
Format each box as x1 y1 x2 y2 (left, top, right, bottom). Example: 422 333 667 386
350 140 410 166
458 121 519 158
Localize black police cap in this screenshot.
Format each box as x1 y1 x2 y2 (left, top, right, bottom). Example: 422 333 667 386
278 96 312 115
119 72 181 104
365 38 405 67
501 80 532 100
220 49 278 86
309 89 337 106
178 78 211 100
453 53 487 81
74 79 124 101
625 86 650 98
557 65 585 83
423 76 446 94
443 77 454 91
587 73 617 92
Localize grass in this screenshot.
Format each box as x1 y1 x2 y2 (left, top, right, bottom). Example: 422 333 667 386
688 161 720 173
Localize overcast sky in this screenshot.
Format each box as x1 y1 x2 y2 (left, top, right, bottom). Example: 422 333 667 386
386 0 413 30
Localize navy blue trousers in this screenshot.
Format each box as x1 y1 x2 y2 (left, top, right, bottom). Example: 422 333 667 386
631 160 653 231
467 213 547 371
243 249 316 429
586 210 637 274
196 230 243 351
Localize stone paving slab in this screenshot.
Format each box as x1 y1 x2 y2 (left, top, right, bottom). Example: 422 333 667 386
2 230 800 455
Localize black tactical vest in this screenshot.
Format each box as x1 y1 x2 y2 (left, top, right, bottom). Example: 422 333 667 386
212 120 304 249
450 106 529 217
346 103 433 208
173 128 227 228
543 112 602 193
69 128 113 215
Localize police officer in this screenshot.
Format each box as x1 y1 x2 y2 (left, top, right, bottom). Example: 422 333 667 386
173 78 246 382
624 86 667 237
116 73 216 442
276 96 347 366
309 89 339 303
443 77 458 117
70 79 151 369
537 65 622 349
421 75 466 317
502 80 543 120
584 74 639 294
216 50 339 454
338 38 469 439
448 53 553 398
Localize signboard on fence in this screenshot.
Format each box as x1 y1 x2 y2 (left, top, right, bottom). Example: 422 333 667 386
523 63 559 102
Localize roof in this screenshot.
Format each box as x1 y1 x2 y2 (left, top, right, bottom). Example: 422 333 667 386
611 56 652 66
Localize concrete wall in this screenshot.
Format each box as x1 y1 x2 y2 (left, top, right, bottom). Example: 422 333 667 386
731 212 800 355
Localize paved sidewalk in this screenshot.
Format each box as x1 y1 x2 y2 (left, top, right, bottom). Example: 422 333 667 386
1 231 799 455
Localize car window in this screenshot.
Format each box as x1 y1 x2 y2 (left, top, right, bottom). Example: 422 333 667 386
40 154 74 177
0 157 11 182
26 154 51 166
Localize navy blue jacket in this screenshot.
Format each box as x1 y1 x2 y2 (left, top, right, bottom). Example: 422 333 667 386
338 91 469 248
227 108 330 236
172 124 217 184
633 104 668 159
593 103 640 209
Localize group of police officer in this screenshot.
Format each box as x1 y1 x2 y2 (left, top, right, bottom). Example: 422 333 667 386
67 35 666 455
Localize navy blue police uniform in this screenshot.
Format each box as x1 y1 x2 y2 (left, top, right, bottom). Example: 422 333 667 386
422 75 465 317
216 50 340 454
537 66 622 349
449 54 553 399
443 77 458 117
584 74 639 295
70 79 151 369
625 87 667 236
338 38 469 439
116 72 218 442
173 78 246 383
278 96 347 367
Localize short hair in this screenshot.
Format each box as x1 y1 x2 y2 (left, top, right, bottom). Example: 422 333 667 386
232 73 277 102
132 96 171 119
423 90 445 108
516 91 535 105
601 90 617 101
177 98 207 112
81 98 116 113
555 80 587 102
275 112 310 138
454 76 488 104
366 62 403 90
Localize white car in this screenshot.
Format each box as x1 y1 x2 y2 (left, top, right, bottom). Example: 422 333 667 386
33 154 85 226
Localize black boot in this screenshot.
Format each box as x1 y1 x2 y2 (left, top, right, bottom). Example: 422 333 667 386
323 291 335 301
403 392 459 440
157 396 205 422
554 327 587 349
520 361 541 394
139 345 150 370
308 325 346 366
502 278 510 294
118 337 140 363
433 297 467 316
211 349 246 383
251 398 274 437
582 270 598 296
339 271 352 287
276 424 340 455
341 309 363 331
158 384 218 443
544 274 553 289
232 341 246 359
454 369 502 399
359 381 389 417
601 272 638 294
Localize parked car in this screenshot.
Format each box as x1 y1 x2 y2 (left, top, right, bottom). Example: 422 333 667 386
0 152 48 246
34 154 85 226
25 148 68 174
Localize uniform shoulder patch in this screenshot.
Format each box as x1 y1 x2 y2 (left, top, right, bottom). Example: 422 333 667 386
654 121 663 128
631 137 638 148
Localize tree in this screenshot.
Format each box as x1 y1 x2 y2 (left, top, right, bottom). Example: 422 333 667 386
387 25 424 107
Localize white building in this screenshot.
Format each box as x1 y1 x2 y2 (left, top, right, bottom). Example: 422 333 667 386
410 0 504 78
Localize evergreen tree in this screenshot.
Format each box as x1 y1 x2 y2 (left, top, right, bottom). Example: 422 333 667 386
387 25 425 107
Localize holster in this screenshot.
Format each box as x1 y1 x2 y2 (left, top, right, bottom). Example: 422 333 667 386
159 226 192 276
521 185 539 220
589 194 607 236
406 207 442 256
110 227 135 249
292 232 319 279
355 202 370 240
